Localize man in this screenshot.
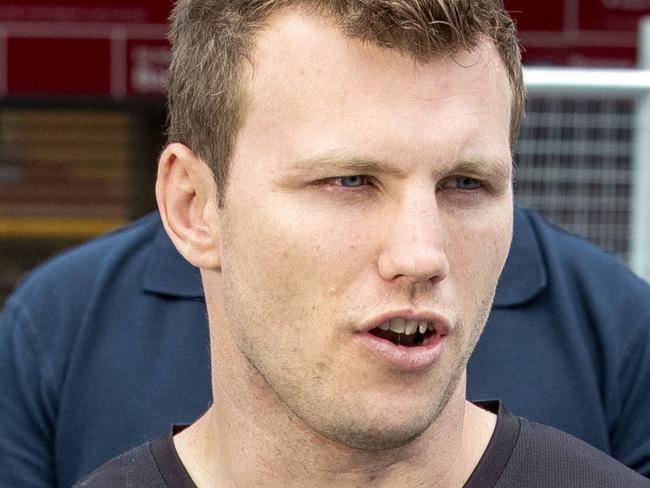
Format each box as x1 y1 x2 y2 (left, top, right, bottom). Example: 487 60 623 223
3 5 650 488
69 1 649 486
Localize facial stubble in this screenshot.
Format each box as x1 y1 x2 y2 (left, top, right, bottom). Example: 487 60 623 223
308 294 494 451
229 291 495 453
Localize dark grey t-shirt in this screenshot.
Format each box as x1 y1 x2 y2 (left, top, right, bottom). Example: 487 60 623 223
74 424 194 488
74 402 650 487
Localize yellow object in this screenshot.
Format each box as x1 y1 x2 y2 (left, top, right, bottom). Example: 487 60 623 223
0 217 126 239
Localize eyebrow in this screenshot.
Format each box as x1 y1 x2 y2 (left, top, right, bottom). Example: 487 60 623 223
284 151 512 181
447 159 513 181
286 153 407 178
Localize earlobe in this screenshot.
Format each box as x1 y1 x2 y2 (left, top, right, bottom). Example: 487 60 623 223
156 143 222 269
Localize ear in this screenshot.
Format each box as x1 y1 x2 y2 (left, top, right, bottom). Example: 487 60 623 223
156 143 222 269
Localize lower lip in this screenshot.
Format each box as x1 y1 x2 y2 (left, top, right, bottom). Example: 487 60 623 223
354 332 446 371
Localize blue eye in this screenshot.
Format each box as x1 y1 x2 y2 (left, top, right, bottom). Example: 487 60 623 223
456 177 481 190
336 175 367 188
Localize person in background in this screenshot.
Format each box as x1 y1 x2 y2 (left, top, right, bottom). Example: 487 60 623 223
75 0 650 486
2 1 650 487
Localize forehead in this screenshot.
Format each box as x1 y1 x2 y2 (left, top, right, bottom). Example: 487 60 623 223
232 10 512 172
247 11 510 101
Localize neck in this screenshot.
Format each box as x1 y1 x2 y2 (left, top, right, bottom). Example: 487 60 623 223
174 337 496 488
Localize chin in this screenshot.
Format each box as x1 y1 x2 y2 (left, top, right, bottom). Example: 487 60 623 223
296 391 443 452
293 363 466 452
317 411 435 451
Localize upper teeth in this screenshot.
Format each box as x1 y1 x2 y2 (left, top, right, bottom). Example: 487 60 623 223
378 318 431 335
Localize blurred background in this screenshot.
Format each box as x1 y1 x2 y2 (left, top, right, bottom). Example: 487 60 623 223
1 0 650 306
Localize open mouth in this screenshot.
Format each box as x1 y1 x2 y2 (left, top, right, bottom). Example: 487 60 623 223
368 318 438 347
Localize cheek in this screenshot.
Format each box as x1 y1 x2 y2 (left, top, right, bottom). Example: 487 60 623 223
221 198 372 316
446 210 512 295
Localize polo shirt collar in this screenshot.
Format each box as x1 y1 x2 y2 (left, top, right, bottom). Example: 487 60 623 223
143 224 204 298
493 208 547 307
142 208 547 305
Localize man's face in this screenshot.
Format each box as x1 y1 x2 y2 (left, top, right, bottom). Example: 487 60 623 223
213 12 513 450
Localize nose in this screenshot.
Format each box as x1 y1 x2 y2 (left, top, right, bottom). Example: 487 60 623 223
377 194 449 286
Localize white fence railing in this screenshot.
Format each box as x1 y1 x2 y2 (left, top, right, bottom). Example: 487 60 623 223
518 31 650 282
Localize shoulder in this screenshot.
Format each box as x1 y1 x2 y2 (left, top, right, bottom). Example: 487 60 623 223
1 212 166 348
0 212 168 422
501 419 650 487
8 212 163 304
515 207 648 292
73 442 166 488
0 211 206 487
507 207 650 314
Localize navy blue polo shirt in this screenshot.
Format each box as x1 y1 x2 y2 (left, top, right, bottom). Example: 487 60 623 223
1 207 650 488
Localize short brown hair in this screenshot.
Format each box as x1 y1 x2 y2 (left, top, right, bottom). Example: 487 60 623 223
167 0 523 203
